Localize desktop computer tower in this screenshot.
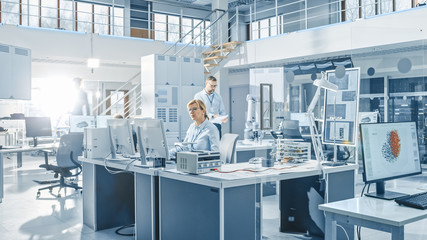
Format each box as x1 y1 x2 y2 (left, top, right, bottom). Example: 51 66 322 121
84 128 110 159
280 175 324 237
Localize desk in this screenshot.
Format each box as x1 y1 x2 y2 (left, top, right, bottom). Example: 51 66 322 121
0 143 58 203
235 140 274 163
81 158 159 240
319 196 427 240
158 161 357 240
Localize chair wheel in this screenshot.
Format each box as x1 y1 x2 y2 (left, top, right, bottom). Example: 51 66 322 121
36 192 40 198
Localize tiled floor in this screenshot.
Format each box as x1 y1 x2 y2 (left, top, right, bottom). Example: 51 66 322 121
1 153 427 239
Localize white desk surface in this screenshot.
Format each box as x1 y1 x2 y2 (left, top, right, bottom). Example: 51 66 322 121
235 140 274 151
160 161 357 188
0 143 58 154
319 196 427 227
80 157 159 176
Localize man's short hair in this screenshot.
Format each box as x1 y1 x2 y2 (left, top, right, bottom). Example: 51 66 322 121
206 76 217 82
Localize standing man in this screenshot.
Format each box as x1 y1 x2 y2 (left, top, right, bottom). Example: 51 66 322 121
71 77 90 116
194 76 228 138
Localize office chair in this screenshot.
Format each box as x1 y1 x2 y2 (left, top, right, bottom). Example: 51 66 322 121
37 133 84 198
219 133 239 164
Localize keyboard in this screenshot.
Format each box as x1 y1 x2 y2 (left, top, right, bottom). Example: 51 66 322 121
395 192 427 210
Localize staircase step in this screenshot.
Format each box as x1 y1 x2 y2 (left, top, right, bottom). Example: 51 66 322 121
202 48 235 56
204 56 227 62
211 41 243 49
204 71 211 74
204 63 219 67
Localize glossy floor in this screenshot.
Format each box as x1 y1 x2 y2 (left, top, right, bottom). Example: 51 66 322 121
1 154 427 239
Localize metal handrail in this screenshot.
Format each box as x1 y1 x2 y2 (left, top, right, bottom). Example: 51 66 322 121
99 82 141 116
91 72 140 115
163 10 216 55
173 9 228 56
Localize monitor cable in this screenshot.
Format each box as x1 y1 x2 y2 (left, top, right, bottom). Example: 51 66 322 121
115 224 135 237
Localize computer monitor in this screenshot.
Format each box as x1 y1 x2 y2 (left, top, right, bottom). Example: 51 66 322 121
360 122 422 200
133 118 168 166
69 115 95 133
25 117 52 147
96 115 112 128
107 119 136 159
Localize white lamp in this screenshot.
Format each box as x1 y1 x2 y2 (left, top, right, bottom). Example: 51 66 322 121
306 72 338 166
87 58 100 68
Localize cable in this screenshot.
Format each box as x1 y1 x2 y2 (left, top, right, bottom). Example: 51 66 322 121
103 154 137 175
337 224 350 240
213 165 297 173
115 224 135 236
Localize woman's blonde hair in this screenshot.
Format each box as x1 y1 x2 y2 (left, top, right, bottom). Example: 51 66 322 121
187 99 209 120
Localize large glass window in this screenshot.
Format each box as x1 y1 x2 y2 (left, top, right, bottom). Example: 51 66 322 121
94 5 109 35
59 0 74 30
41 0 58 28
1 0 20 25
154 13 166 41
395 0 412 11
77 2 92 33
182 17 192 44
112 6 123 36
168 15 180 42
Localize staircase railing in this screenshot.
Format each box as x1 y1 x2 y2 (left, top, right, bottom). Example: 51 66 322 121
91 71 140 116
93 8 234 118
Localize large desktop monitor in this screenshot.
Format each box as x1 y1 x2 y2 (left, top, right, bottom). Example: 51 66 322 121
360 121 422 200
25 117 52 147
69 115 95 132
133 118 168 166
107 119 136 159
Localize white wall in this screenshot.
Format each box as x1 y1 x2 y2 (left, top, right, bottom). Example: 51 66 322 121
0 24 204 82
225 7 427 69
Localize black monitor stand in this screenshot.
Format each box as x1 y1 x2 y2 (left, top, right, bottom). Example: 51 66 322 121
32 137 38 147
364 181 408 200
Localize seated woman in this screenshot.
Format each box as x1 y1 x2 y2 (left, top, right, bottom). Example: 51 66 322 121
169 99 220 159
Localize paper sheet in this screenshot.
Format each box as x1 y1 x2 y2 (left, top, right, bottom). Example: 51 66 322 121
211 115 228 124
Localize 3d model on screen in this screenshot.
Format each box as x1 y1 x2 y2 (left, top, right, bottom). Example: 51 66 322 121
382 130 401 163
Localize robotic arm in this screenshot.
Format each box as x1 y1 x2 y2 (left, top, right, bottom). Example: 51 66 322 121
244 94 260 141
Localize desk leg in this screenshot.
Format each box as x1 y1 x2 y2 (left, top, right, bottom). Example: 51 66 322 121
391 226 404 240
0 153 3 203
17 152 22 168
325 212 337 240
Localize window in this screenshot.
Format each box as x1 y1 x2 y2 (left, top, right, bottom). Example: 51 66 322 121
182 17 192 44
77 2 92 33
112 6 123 36
1 0 20 25
251 21 259 40
168 15 180 42
94 5 109 35
154 13 166 41
259 18 269 38
346 0 360 20
41 0 58 28
59 0 74 31
395 0 412 11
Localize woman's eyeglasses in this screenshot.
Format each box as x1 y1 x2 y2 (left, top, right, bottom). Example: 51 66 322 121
188 107 198 112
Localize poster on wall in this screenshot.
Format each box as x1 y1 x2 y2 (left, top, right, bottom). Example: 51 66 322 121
322 67 360 146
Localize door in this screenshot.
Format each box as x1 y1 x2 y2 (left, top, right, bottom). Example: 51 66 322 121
230 85 249 139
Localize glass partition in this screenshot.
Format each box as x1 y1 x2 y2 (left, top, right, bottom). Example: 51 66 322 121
351 24 427 163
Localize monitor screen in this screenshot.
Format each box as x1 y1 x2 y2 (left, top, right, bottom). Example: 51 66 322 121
133 118 169 165
360 121 422 199
107 119 136 159
69 115 95 132
25 117 52 147
96 115 112 128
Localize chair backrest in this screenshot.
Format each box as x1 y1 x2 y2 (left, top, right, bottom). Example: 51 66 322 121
56 133 84 168
219 133 239 164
